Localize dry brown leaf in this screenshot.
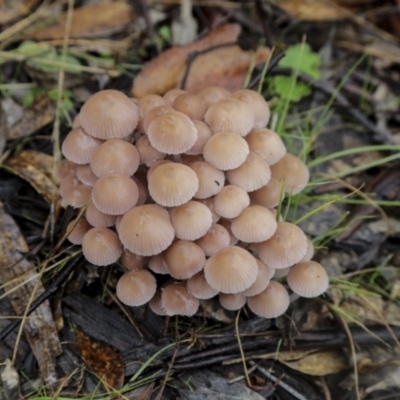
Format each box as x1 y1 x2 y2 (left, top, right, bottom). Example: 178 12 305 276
0 202 62 385
30 3 134 40
75 328 125 390
7 95 56 140
132 23 242 97
0 0 39 25
276 0 348 21
4 150 59 204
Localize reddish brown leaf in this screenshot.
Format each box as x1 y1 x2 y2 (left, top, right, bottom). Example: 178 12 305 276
75 329 125 390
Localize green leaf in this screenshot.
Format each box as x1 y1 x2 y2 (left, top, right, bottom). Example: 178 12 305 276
271 76 311 102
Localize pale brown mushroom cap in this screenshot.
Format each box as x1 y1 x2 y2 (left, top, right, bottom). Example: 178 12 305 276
146 159 173 181
165 240 206 279
245 128 287 166
196 223 230 256
270 153 310 195
226 151 271 192
190 161 225 199
72 114 81 129
204 246 258 294
213 185 250 219
142 105 174 133
61 184 91 208
61 127 103 164
66 217 92 244
203 132 249 170
57 159 77 180
163 89 187 105
247 281 290 318
149 289 166 316
272 267 291 279
90 139 140 177
197 86 231 109
205 98 254 136
181 154 204 166
287 261 329 298
161 283 200 316
300 238 315 262
219 293 246 311
132 176 148 206
91 173 139 215
231 89 270 129
147 111 198 154
82 227 122 266
80 90 139 139
120 248 149 271
138 94 168 114
187 271 219 300
148 162 199 207
135 135 166 167
170 201 212 241
240 259 273 297
258 222 308 269
231 205 277 243
173 93 206 120
218 218 239 246
197 197 221 224
76 164 98 187
148 252 169 274
249 177 284 209
60 173 81 197
118 204 174 256
185 120 213 155
85 202 117 228
116 269 157 306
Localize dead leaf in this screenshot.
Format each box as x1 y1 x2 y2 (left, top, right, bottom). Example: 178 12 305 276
0 202 62 385
7 95 56 140
30 3 134 40
0 359 20 400
132 23 242 97
0 0 39 25
4 150 59 204
276 0 348 21
75 328 125 390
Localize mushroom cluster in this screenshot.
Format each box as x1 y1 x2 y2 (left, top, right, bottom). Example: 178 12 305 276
59 87 329 318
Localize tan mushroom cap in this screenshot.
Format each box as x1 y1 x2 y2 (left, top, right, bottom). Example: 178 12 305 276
245 129 287 166
163 89 187 105
181 154 204 166
61 127 103 164
60 173 81 197
197 197 221 224
205 98 254 136
249 177 284 209
137 94 168 133
76 164 98 187
197 86 231 109
231 205 277 243
57 159 77 180
219 293 246 311
190 161 225 199
149 289 166 316
120 248 149 271
218 218 239 246
161 283 200 316
147 159 173 181
287 261 329 298
300 238 314 262
258 222 308 269
226 151 271 192
132 176 148 206
147 111 197 154
148 162 199 207
142 105 174 133
135 135 166 167
213 185 250 219
80 90 139 139
82 227 122 266
61 184 91 208
173 93 206 120
196 223 230 256
165 240 206 280
148 252 169 274
187 271 219 300
272 267 291 279
90 139 140 177
185 120 213 155
203 132 249 170
116 269 157 306
118 204 174 256
92 173 139 215
204 246 258 294
270 153 310 195
240 259 274 297
231 89 270 129
170 201 213 241
247 281 290 318
66 217 92 245
72 114 81 129
85 202 117 228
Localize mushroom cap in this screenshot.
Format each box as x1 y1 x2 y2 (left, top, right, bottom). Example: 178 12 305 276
170 201 213 241
60 173 81 197
197 197 221 224
185 120 213 155
249 177 284 209
272 267 291 279
132 176 149 206
72 113 81 129
85 202 117 228
116 269 157 306
213 185 250 219
204 246 258 294
187 271 219 300
66 217 92 244
90 139 140 177
147 111 198 154
300 238 315 262
203 132 249 170
173 93 206 120
149 289 166 316
226 151 271 192
76 164 98 186
165 240 206 279
120 248 149 271
163 89 187 105
91 173 139 215
258 222 308 269
161 283 200 316
231 205 277 243
148 252 169 274
142 105 174 133
57 159 77 180
270 153 310 195
247 281 290 318
135 135 166 167
245 128 286 166
240 259 274 297
118 204 175 256
61 127 103 164
82 227 122 266
148 162 199 207
61 184 91 208
197 86 231 109
218 218 239 246
219 293 246 311
204 98 254 136
80 90 139 139
231 89 270 129
146 159 173 181
196 223 230 256
190 161 225 199
287 261 329 298
138 94 168 114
